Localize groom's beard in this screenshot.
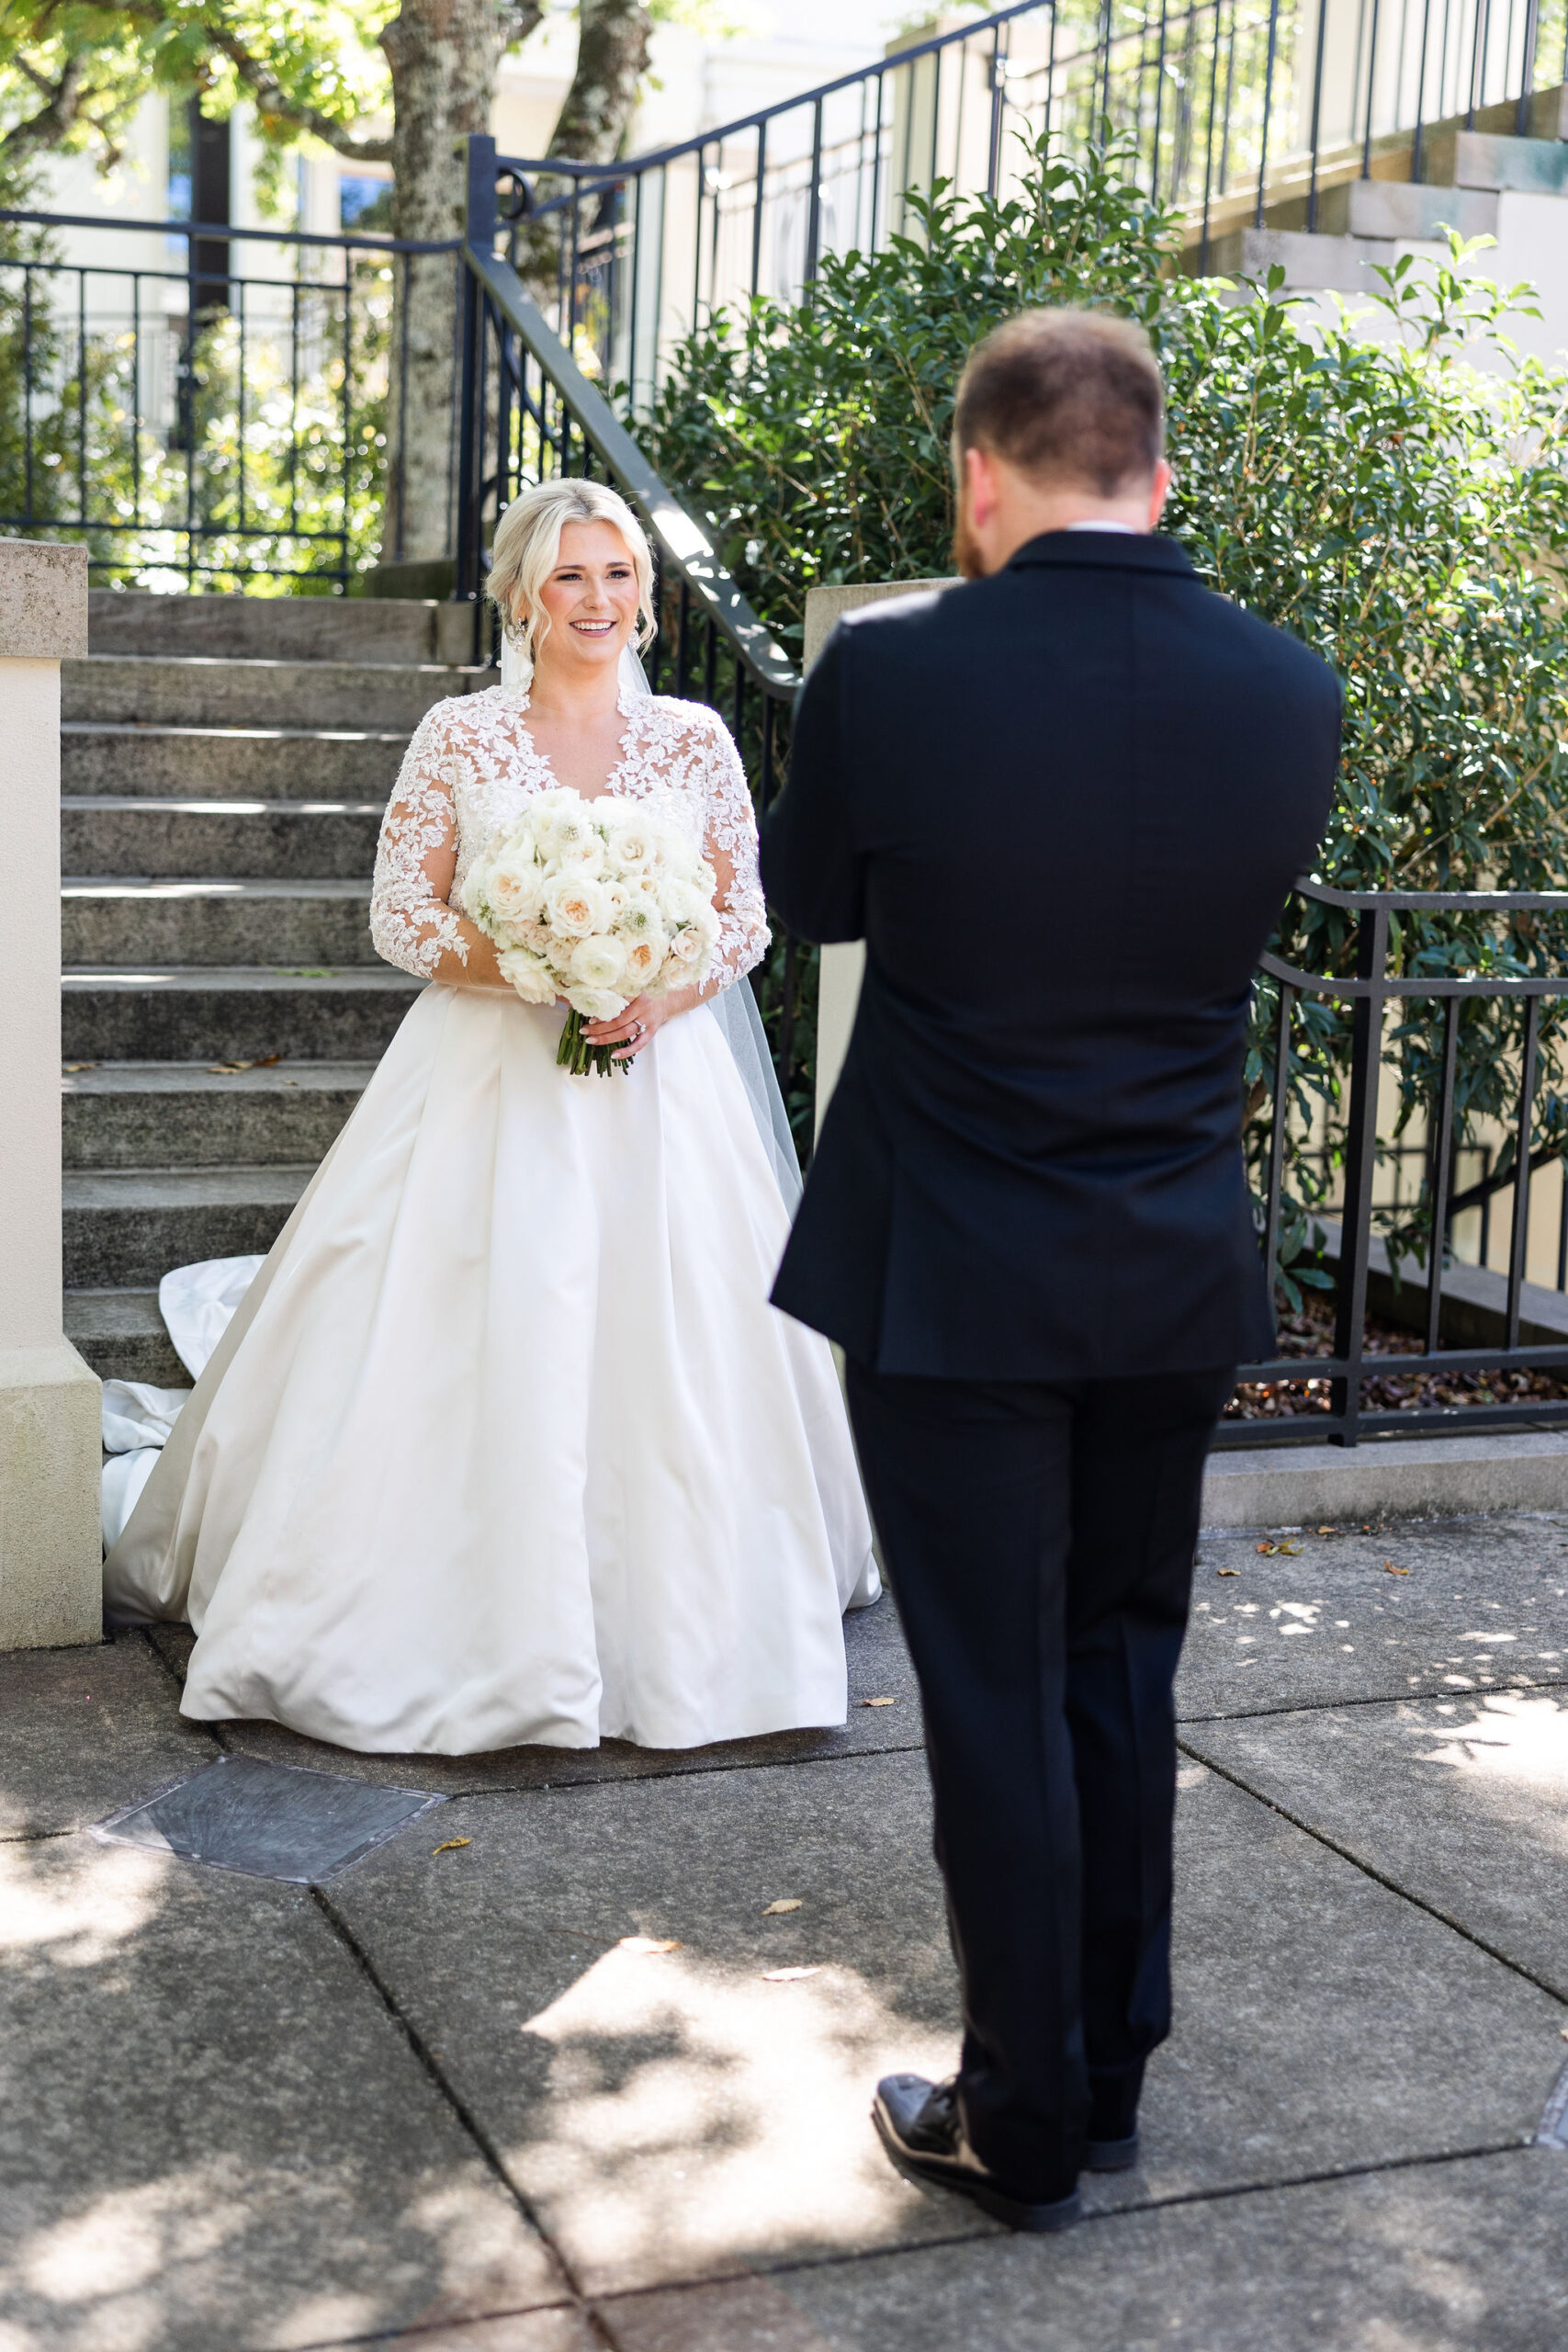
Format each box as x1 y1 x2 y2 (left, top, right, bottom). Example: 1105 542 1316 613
952 498 986 582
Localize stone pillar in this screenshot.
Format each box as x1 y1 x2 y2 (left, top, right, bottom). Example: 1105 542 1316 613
803 580 952 1136
0 540 100 1651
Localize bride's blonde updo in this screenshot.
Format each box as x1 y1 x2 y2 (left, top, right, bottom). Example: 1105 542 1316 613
487 478 656 677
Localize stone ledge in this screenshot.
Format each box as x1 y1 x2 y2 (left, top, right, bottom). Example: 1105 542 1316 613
0 1341 102 1650
0 539 87 661
1202 1427 1568 1529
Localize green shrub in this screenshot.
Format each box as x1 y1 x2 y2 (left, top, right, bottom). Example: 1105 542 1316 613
646 137 1568 1284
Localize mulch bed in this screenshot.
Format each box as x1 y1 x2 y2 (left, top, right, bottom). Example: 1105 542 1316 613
1224 1291 1568 1420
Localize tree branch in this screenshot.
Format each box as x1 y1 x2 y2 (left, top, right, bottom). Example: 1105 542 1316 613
108 0 397 164
0 50 88 168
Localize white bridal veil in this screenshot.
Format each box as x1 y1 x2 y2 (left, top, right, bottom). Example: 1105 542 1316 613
499 630 803 1211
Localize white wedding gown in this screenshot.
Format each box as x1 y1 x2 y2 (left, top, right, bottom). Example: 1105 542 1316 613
105 680 878 1756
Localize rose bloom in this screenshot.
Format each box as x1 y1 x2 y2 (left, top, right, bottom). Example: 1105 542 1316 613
622 934 665 989
668 922 708 966
497 947 558 1005
545 874 611 938
565 984 625 1022
570 933 629 992
484 860 542 927
604 809 657 868
660 877 707 927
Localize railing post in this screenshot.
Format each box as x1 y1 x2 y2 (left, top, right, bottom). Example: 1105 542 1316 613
1255 0 1282 223
1329 902 1389 1448
467 131 498 255
454 135 496 633
1517 0 1540 132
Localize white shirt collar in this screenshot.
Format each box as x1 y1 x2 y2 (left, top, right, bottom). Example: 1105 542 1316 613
1064 520 1140 535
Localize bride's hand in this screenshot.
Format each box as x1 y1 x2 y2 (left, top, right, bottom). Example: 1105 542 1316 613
582 992 680 1063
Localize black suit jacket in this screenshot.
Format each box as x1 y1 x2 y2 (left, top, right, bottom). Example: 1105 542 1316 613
761 530 1339 1381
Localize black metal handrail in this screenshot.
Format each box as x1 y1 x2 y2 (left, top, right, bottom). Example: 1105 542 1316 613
1222 878 1568 1448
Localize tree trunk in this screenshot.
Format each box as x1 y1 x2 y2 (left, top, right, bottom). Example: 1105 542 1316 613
379 0 541 564
517 0 651 306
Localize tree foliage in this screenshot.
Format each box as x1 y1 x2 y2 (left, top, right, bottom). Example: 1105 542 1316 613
644 138 1568 1273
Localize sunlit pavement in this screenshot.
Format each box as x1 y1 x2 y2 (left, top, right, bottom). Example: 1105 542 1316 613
6 1516 1568 2351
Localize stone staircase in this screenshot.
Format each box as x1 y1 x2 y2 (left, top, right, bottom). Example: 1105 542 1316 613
62 592 489 1386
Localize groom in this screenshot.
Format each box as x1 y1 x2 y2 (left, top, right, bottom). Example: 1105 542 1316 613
761 308 1339 2231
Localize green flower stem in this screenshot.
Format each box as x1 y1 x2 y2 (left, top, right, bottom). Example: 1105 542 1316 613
557 1008 630 1078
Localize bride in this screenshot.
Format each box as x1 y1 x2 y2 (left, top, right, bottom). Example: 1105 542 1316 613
105 478 878 1756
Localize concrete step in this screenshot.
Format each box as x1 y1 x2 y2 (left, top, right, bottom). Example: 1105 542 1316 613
61 797 385 879
63 654 489 732
62 967 420 1061
62 722 407 801
62 1060 373 1170
1343 179 1498 240
62 878 377 967
63 1165 310 1288
62 1058 371 1170
88 589 478 665
64 1289 186 1386
1454 129 1568 192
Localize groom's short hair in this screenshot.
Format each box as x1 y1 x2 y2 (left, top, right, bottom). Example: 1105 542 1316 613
954 308 1164 497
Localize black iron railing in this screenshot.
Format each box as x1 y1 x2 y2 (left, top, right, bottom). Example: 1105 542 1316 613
0 208 459 589
494 0 1568 398
1221 880 1568 1448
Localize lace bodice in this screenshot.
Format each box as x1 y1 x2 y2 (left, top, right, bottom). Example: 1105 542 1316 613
369 685 770 988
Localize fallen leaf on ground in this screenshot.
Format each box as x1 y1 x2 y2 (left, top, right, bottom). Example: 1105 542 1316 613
1317 1526 1342 1536
862 1695 897 1707
1384 1560 1410 1576
207 1061 254 1074
762 1965 820 1983
1256 1542 1279 1555
253 1053 282 1067
62 1062 97 1073
762 1898 802 1916
618 1936 681 1955
432 1837 471 1854
1217 1567 1241 1577
1278 1540 1303 1555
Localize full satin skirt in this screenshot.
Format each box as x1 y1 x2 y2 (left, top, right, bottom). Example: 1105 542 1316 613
105 983 878 1754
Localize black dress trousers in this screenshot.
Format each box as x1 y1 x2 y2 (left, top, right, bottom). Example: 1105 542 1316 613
846 1359 1235 2199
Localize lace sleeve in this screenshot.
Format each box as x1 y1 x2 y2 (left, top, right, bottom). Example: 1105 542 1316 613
702 714 769 984
369 704 471 979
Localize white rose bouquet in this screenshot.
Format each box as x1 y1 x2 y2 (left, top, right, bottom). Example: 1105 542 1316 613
460 786 722 1076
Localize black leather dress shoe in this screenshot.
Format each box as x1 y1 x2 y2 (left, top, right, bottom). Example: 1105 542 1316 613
1086 2131 1140 2172
873 2075 1081 2233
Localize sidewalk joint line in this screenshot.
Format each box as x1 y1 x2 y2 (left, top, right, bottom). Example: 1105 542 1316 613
581 2139 1535 2312
1179 1668 1566 1725
1179 1737 1568 2006
441 1741 927 1803
307 1881 597 2317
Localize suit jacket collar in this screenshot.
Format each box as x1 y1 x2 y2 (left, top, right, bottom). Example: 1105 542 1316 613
1006 530 1197 580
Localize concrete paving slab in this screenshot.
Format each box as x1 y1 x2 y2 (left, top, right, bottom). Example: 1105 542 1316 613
0 1629 216 1838
354 2315 596 2352
1179 1515 1568 1718
1184 1690 1568 1999
769 2146 1568 2352
0 1833 564 2352
148 1600 921 1793
597 2274 840 2351
328 1751 1563 2298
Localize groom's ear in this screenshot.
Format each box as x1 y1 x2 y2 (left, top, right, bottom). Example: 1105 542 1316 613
963 445 999 532
1147 459 1173 529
